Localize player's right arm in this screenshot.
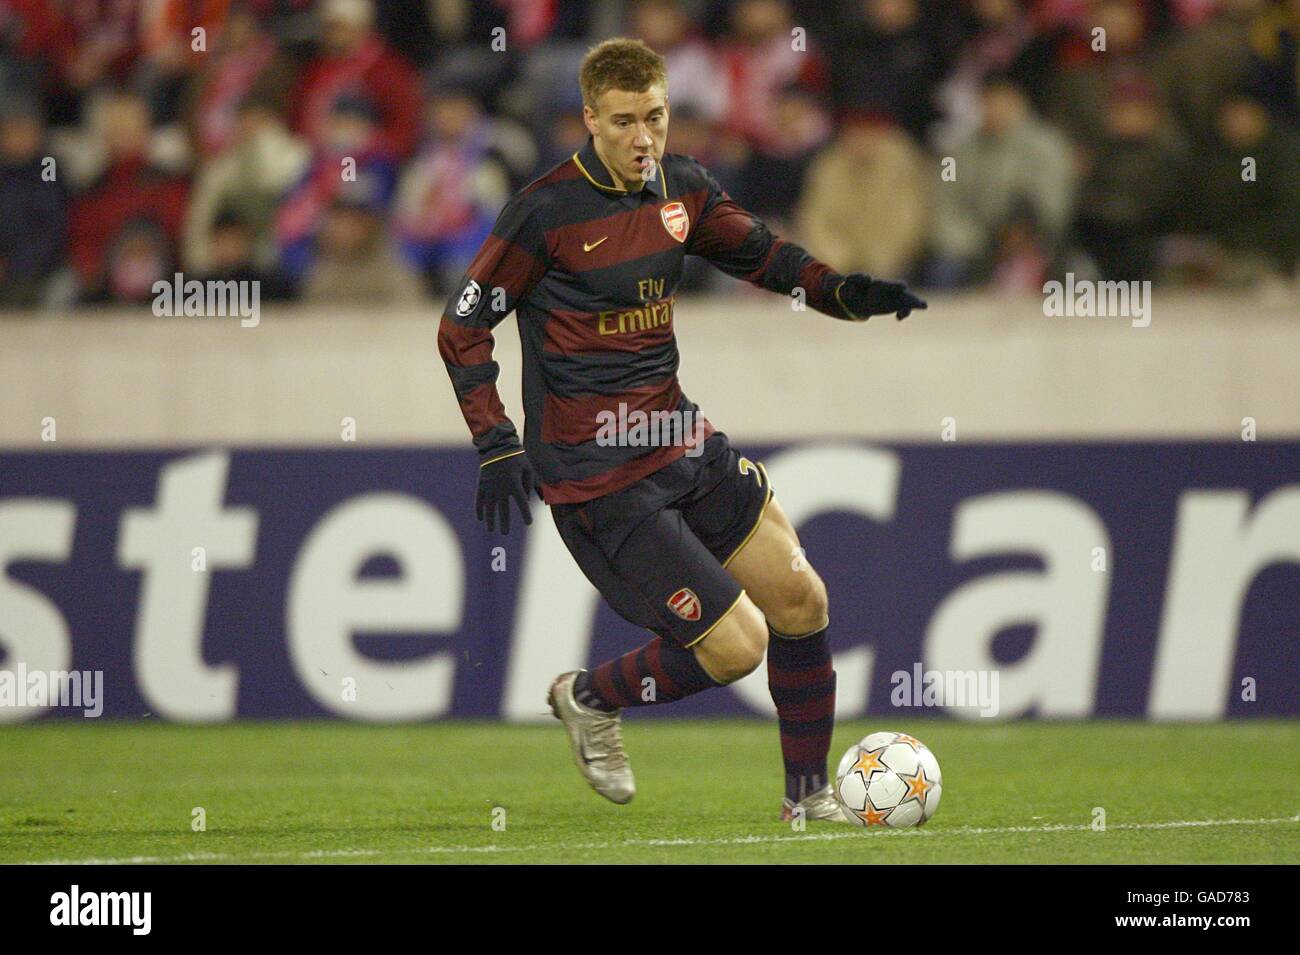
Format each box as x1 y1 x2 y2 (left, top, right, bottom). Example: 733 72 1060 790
437 190 549 533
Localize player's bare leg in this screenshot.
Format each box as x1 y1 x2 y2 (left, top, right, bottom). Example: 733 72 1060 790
725 497 849 823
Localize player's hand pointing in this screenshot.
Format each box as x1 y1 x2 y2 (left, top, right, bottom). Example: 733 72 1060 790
837 274 928 321
476 450 535 534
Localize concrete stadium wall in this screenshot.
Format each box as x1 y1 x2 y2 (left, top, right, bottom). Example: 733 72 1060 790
1 291 1297 447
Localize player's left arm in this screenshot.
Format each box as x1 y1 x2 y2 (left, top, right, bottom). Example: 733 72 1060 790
683 159 926 321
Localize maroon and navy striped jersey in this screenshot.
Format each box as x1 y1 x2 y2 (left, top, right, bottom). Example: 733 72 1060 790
438 136 853 504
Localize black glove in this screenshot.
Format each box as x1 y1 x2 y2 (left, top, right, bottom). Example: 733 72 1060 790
476 450 535 534
836 274 928 320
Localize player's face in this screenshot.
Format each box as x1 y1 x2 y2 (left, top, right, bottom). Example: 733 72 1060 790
585 85 669 189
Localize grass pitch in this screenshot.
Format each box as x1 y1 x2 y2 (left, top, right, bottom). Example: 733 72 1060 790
0 719 1295 864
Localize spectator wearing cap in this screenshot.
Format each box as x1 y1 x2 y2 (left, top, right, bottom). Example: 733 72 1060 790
797 110 929 280
0 96 67 308
290 0 423 161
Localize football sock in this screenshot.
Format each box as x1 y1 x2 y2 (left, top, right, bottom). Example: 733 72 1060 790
575 636 721 710
767 622 836 803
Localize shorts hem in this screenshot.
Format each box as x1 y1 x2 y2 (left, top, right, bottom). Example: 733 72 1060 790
683 588 747 649
721 462 773 568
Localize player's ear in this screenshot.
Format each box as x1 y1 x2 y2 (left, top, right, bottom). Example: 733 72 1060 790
582 104 599 138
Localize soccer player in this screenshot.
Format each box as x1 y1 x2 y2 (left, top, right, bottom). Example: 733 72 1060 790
438 38 925 821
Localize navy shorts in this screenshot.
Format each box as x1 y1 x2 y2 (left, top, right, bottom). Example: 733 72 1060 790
551 431 773 648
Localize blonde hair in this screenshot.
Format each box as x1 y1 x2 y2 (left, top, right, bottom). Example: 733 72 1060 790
579 38 668 112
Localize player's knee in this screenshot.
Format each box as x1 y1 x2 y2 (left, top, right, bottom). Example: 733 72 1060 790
768 566 829 636
696 597 768 684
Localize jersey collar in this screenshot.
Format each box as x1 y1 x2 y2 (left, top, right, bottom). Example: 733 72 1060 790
572 136 667 199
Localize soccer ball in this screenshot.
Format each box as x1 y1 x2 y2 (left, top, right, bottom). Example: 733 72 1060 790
833 731 942 828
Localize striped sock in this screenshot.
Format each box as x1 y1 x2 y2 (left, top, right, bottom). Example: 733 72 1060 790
766 623 836 803
574 637 721 710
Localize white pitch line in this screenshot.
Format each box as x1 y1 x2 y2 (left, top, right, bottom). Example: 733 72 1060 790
24 814 1299 865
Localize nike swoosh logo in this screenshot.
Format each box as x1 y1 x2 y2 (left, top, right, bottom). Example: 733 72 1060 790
583 237 609 252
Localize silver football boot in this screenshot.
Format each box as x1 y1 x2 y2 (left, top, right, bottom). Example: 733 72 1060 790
547 671 635 805
780 783 852 824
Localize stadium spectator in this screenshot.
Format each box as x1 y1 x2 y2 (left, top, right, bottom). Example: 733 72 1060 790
134 0 243 123
493 0 595 49
0 0 1292 307
1244 0 1300 125
392 88 525 296
184 94 310 275
1194 92 1300 281
1044 0 1162 146
302 195 423 306
1152 0 1265 147
630 0 728 123
928 74 1076 287
193 207 297 301
85 217 174 304
62 3 140 83
831 0 961 144
0 94 66 308
717 0 830 152
531 111 591 178
1 0 73 114
732 83 830 223
663 103 743 188
290 0 423 161
66 91 188 302
797 111 929 280
933 0 1062 152
990 205 1054 293
1074 77 1191 280
276 94 399 279
182 4 297 157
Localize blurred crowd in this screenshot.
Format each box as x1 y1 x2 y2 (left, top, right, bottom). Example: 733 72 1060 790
0 0 1297 311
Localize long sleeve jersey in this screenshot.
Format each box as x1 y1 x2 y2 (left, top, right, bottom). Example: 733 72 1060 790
437 136 855 504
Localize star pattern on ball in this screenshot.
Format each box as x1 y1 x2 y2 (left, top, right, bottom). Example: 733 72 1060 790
854 803 891 827
895 733 923 750
901 765 932 803
851 747 885 779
